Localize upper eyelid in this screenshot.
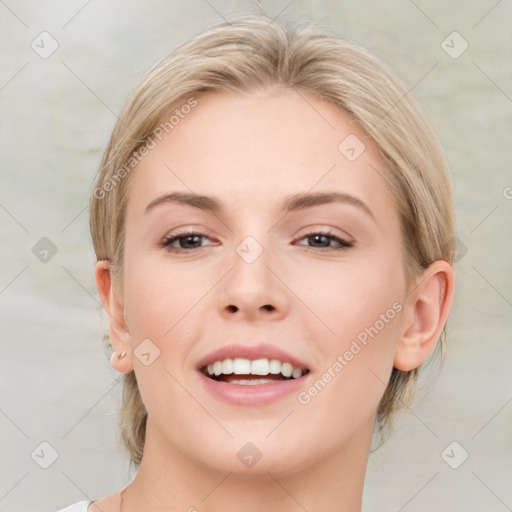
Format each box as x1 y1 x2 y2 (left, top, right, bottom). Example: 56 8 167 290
161 229 353 249
162 228 350 240
294 231 354 249
160 230 217 246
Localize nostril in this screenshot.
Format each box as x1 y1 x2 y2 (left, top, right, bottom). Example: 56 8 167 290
226 304 274 312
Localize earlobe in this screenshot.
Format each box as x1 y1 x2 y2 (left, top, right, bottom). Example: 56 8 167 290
394 260 455 371
94 261 134 374
110 349 133 374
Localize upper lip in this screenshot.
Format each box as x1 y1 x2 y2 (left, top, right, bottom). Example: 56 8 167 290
196 343 309 371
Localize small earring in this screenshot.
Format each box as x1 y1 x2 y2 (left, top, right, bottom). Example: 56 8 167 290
118 351 127 359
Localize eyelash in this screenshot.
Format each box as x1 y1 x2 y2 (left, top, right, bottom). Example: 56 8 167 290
299 229 354 250
160 229 353 253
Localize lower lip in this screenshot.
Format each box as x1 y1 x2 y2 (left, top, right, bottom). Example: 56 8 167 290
198 371 310 406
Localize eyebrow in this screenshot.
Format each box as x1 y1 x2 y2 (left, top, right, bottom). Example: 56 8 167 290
145 191 375 220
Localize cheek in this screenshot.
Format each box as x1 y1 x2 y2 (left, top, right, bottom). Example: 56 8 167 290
121 249 217 398
295 290 402 444
122 248 206 338
299 249 404 344
296 252 404 402
121 257 198 425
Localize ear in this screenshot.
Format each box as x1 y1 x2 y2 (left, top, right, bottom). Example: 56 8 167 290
94 261 134 374
394 260 455 371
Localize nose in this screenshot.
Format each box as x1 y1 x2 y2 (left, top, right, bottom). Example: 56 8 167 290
217 242 290 322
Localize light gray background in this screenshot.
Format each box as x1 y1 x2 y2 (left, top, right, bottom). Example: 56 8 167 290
1 1 511 511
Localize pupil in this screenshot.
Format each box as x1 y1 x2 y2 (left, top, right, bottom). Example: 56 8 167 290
183 235 200 248
312 235 327 247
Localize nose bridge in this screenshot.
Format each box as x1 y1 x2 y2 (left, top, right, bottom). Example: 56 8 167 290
218 232 288 319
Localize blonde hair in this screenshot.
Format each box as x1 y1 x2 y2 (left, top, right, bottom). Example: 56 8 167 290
89 14 455 466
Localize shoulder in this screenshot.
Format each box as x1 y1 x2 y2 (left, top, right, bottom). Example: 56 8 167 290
54 500 92 512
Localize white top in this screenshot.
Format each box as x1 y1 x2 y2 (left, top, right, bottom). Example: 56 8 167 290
55 500 92 512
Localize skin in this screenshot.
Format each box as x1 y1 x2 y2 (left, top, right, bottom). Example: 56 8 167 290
94 87 454 512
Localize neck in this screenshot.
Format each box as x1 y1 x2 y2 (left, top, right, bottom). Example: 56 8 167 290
121 419 373 512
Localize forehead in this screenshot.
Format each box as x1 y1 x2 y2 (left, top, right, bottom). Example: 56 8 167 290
126 87 396 221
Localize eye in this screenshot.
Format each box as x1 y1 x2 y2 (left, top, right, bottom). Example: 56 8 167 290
295 230 353 250
160 230 216 252
159 229 353 253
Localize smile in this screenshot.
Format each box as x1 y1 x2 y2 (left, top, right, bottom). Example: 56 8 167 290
202 357 309 385
196 344 312 405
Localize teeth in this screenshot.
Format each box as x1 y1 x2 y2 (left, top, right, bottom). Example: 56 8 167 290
222 358 234 374
251 358 269 375
203 357 306 380
269 359 281 374
281 362 293 378
233 358 251 374
229 378 276 385
292 367 302 379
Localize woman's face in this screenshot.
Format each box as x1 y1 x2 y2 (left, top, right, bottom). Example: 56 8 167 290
121 87 409 476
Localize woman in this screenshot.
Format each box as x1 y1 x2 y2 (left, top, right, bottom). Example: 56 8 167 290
58 13 455 512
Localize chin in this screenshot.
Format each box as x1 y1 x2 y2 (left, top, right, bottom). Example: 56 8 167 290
178 425 324 479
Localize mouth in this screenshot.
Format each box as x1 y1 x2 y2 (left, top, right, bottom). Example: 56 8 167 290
201 357 310 385
196 344 311 405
